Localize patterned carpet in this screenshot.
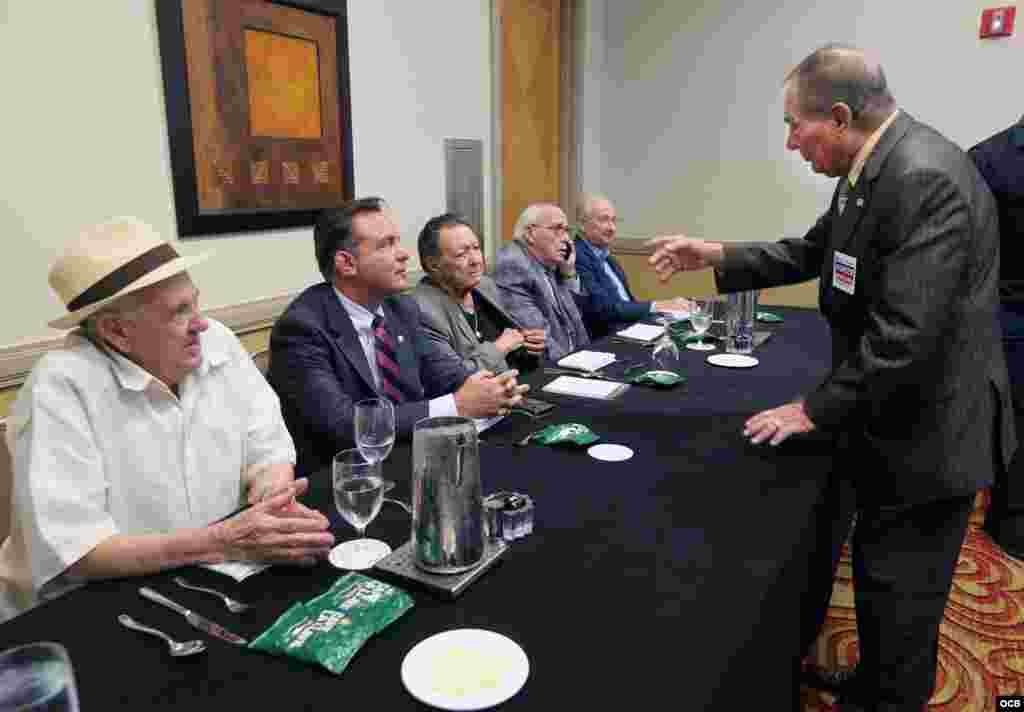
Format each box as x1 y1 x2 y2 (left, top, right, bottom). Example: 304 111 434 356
802 492 1024 711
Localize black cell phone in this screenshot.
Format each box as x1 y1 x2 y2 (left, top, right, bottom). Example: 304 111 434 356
561 241 573 260
511 397 556 418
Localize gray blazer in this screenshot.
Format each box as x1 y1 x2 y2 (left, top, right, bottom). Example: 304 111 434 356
492 240 590 361
412 275 522 374
718 112 1015 506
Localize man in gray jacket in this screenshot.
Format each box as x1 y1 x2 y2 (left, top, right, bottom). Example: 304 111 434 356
493 203 590 361
413 213 546 374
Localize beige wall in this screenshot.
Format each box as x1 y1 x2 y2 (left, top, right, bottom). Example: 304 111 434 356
582 1 1021 250
0 1 494 349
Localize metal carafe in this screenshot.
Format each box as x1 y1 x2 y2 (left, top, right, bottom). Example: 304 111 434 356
411 416 484 574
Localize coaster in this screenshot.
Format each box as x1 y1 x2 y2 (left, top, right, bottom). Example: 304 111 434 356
707 353 759 368
587 443 634 462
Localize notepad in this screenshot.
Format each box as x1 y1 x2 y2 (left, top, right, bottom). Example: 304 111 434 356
542 376 629 400
556 350 618 372
615 323 665 342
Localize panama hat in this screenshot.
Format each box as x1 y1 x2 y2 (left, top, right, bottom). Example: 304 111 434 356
48 217 211 329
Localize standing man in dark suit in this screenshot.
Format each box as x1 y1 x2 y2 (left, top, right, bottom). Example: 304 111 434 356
649 44 1015 711
268 198 528 477
970 115 1024 561
574 193 688 338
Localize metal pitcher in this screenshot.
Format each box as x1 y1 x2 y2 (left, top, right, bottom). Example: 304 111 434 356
411 416 484 574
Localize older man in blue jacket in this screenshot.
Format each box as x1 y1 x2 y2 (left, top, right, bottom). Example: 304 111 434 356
574 193 688 338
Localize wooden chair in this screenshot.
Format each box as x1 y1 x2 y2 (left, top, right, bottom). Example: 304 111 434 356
0 420 12 544
251 349 271 376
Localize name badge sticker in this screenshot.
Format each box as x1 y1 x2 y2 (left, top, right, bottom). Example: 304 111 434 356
832 251 857 295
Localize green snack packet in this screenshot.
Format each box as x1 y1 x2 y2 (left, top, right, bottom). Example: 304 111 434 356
756 311 784 323
529 423 599 447
249 573 414 675
625 368 686 388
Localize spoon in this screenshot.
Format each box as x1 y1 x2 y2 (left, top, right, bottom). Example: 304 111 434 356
173 577 251 613
118 614 207 657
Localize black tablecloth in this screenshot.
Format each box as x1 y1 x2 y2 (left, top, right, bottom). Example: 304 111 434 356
0 307 850 710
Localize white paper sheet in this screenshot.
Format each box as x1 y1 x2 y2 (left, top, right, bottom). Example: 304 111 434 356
200 561 270 582
556 350 617 372
541 376 628 400
615 323 665 342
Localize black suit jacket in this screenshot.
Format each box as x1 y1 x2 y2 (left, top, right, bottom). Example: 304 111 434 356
718 112 1016 505
267 283 469 477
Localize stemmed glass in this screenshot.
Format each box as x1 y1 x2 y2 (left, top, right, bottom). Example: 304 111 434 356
354 398 409 514
686 297 717 351
330 448 394 570
0 642 79 711
355 398 395 464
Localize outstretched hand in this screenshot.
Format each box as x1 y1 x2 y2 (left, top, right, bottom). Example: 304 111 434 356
743 401 816 446
646 236 724 282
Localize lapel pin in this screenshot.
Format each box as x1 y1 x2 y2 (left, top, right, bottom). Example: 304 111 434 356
856 198 864 207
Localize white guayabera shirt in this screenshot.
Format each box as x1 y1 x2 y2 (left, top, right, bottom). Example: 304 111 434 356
0 319 295 621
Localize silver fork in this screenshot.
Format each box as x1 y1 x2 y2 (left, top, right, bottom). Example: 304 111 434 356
173 576 250 613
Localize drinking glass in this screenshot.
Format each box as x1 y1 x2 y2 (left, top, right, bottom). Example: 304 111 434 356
354 398 395 464
0 642 79 712
686 297 717 351
330 448 394 570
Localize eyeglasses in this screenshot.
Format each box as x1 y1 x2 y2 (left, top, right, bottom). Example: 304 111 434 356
531 223 570 235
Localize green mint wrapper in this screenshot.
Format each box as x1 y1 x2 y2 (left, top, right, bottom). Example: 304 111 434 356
756 311 784 323
625 367 686 388
528 423 599 447
249 573 414 675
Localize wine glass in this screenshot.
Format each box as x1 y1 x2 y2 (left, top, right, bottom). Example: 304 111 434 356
0 642 79 711
354 398 395 464
686 297 717 351
329 448 394 570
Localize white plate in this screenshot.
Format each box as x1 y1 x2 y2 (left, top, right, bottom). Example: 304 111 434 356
401 629 529 710
587 443 635 462
707 353 759 368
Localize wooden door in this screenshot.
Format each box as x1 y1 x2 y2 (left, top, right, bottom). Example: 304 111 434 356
499 0 562 241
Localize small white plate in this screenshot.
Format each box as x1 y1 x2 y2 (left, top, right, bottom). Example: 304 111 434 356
328 539 392 570
707 353 759 368
587 443 634 462
401 629 529 710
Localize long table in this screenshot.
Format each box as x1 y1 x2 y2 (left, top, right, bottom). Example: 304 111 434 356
0 306 849 710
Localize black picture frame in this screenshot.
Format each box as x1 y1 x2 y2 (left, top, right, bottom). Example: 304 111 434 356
155 0 354 238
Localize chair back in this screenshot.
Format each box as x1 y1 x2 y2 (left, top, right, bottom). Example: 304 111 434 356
252 349 271 376
0 420 12 543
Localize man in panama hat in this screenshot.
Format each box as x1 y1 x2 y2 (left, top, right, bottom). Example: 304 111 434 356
0 217 334 620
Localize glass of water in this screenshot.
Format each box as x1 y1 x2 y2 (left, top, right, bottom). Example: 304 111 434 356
0 642 79 712
329 448 394 570
354 398 395 465
686 297 717 351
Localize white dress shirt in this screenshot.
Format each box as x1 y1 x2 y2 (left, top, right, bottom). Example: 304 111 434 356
333 288 457 417
0 319 295 620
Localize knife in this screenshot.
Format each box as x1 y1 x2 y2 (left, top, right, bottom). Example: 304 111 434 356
139 586 249 646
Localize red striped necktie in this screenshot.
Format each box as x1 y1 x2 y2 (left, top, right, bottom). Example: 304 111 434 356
372 315 407 404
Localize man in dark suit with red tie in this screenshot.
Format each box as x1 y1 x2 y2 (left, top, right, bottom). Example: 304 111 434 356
268 198 527 477
649 45 1015 711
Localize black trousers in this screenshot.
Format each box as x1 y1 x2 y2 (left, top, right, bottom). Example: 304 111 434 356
989 305 1024 559
840 493 975 712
